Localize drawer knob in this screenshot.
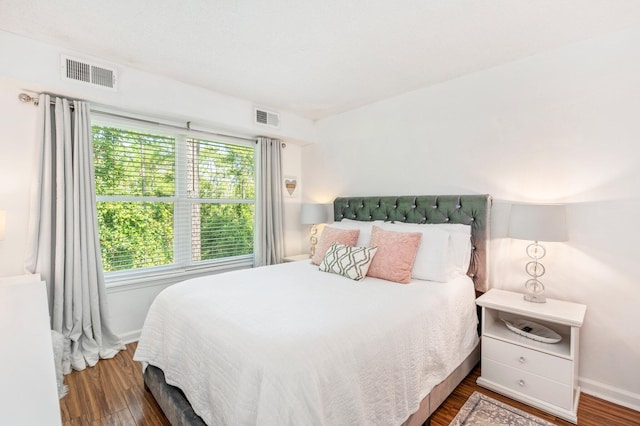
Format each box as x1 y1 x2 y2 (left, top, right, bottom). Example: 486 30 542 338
519 379 525 387
519 356 526 364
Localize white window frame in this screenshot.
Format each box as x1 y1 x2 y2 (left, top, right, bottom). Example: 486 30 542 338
91 114 257 289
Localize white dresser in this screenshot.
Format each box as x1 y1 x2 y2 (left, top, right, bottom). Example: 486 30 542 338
0 277 62 425
476 289 586 424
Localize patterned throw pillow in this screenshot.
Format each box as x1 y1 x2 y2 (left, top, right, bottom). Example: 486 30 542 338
318 242 378 281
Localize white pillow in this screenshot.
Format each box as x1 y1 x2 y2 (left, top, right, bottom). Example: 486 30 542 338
377 222 451 282
431 224 472 273
449 232 472 273
330 219 382 246
428 223 472 234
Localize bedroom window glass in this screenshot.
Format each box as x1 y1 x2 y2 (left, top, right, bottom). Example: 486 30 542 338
92 124 255 275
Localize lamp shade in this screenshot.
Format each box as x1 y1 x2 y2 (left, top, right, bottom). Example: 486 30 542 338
300 204 327 225
508 204 568 242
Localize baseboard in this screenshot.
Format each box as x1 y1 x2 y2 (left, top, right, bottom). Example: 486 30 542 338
580 377 640 412
119 329 142 345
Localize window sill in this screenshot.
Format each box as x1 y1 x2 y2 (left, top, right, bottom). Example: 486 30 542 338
105 257 254 293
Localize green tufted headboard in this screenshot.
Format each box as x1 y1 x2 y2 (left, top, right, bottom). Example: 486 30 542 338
333 195 492 292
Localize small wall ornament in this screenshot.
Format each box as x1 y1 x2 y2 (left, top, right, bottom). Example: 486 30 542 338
283 176 298 197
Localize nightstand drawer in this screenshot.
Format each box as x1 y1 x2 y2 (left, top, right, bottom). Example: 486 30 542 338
482 359 573 410
483 336 572 385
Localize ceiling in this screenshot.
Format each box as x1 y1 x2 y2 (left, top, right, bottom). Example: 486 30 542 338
1 1 640 120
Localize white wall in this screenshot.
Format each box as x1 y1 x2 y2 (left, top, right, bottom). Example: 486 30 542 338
0 77 38 276
303 26 640 409
0 31 312 341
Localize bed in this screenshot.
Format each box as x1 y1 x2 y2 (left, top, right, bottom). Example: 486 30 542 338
134 194 492 425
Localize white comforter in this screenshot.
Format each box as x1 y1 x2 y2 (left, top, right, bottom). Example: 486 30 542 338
134 261 479 426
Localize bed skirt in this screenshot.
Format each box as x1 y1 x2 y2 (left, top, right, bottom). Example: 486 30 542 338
144 365 207 425
143 342 480 426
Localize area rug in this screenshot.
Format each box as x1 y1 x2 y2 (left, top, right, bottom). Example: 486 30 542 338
450 392 556 426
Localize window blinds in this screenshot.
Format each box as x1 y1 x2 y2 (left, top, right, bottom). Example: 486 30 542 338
93 125 255 273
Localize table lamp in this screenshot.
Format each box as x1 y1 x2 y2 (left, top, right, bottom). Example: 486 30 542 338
508 203 568 303
300 204 327 257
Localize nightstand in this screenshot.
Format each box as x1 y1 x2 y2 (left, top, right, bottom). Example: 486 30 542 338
476 289 586 424
283 254 311 262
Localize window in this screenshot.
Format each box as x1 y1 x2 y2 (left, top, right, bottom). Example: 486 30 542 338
92 123 255 277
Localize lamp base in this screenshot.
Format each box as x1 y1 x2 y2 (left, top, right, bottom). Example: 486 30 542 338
523 293 547 303
309 224 319 257
523 278 546 303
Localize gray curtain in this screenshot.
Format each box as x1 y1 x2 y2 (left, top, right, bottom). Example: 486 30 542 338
254 137 285 266
25 94 124 373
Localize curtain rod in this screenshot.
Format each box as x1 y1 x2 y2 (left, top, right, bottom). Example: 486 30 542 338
93 110 257 143
17 92 263 144
19 92 75 109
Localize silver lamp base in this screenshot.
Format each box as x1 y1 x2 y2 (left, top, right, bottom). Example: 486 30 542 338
523 244 547 304
309 224 319 257
524 293 546 303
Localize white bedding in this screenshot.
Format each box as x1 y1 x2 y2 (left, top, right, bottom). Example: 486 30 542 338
134 261 479 426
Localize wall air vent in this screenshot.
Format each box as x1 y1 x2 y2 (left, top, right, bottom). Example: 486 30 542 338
61 55 118 90
255 108 280 128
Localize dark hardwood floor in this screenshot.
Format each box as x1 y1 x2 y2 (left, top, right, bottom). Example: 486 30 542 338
60 342 170 426
60 342 640 425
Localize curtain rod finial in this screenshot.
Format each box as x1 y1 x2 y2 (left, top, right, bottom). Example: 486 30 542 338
18 92 39 106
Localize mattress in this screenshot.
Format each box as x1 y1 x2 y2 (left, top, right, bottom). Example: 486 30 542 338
134 260 479 425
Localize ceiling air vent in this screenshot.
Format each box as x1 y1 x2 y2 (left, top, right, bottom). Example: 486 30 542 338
255 108 280 128
61 55 117 90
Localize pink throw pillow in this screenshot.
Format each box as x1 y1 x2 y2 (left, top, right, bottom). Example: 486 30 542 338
367 225 422 284
311 226 360 265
